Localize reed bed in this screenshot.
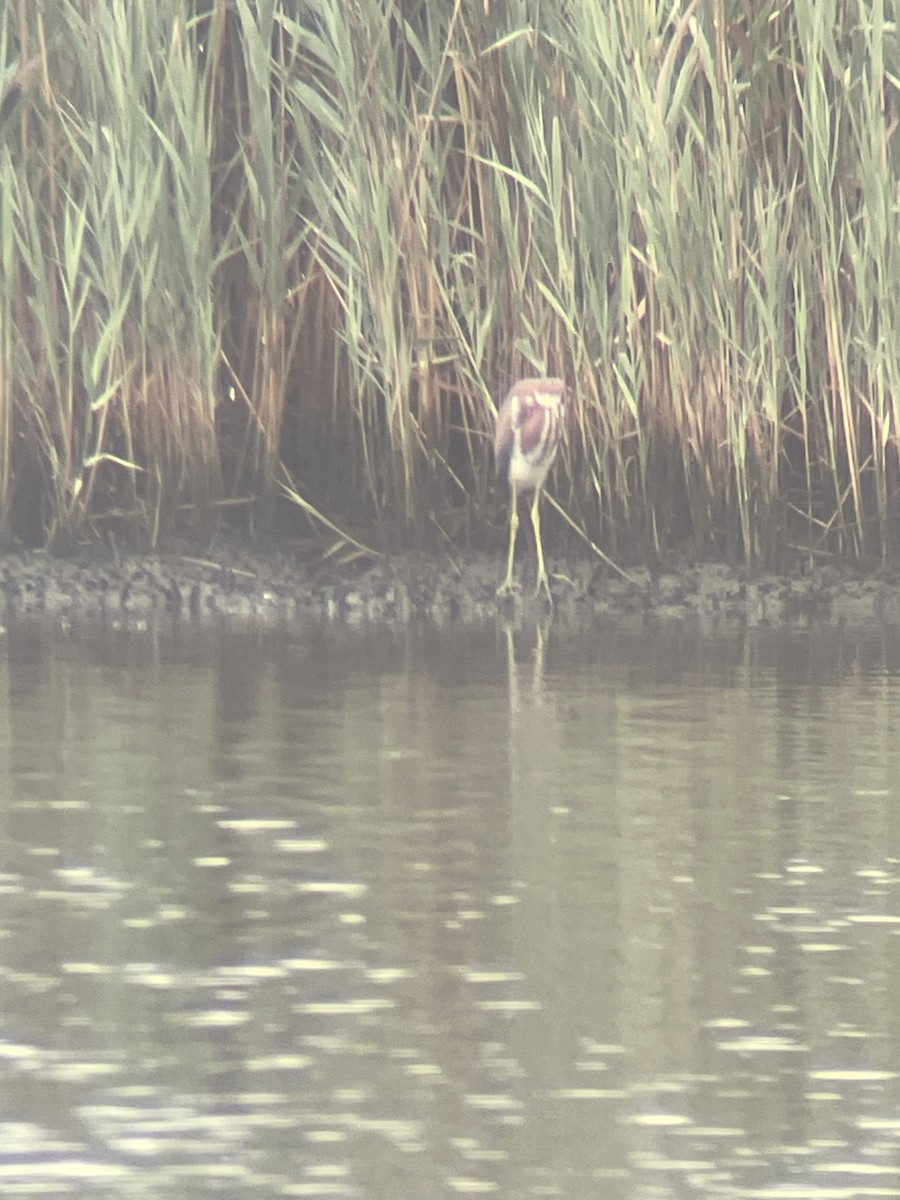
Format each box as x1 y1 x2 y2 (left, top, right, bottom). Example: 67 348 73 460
1 0 899 566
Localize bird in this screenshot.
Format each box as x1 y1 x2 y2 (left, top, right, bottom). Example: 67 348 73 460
494 376 566 598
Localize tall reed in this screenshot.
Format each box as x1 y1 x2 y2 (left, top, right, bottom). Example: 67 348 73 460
0 0 898 565
1 0 223 547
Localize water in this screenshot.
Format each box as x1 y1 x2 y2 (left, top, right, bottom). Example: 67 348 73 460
2 613 900 1198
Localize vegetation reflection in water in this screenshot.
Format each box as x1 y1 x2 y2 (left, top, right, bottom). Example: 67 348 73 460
0 615 900 1197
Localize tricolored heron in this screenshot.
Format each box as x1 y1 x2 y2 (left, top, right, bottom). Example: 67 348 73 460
494 376 566 598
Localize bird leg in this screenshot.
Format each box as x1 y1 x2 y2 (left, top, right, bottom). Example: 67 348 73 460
530 486 552 600
497 482 520 595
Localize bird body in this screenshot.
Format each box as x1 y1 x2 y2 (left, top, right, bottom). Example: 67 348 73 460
494 377 566 597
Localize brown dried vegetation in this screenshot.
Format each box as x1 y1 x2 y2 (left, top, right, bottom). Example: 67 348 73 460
1 1 899 567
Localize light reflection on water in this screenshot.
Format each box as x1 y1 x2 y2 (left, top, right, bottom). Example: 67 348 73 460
1 615 900 1197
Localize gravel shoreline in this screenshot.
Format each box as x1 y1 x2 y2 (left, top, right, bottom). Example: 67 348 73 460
1 548 899 628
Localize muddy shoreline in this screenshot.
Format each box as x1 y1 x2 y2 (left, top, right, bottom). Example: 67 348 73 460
1 546 899 629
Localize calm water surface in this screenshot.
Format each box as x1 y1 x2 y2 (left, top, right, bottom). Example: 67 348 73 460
2 613 900 1198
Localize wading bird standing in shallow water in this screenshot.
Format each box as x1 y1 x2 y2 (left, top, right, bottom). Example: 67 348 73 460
494 376 566 599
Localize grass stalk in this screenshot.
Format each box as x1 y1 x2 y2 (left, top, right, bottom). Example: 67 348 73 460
0 0 898 568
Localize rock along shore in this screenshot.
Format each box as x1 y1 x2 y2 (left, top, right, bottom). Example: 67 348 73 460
1 548 899 629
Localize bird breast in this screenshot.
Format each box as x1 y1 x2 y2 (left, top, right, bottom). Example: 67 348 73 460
509 395 562 488
494 377 565 490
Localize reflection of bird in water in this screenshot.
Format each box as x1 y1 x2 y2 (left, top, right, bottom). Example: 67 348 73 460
494 377 566 599
503 616 551 715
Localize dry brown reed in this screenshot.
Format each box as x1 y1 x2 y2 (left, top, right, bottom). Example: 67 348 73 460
1 0 899 566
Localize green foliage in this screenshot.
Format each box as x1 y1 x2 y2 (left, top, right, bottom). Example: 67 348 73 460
1 0 899 564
